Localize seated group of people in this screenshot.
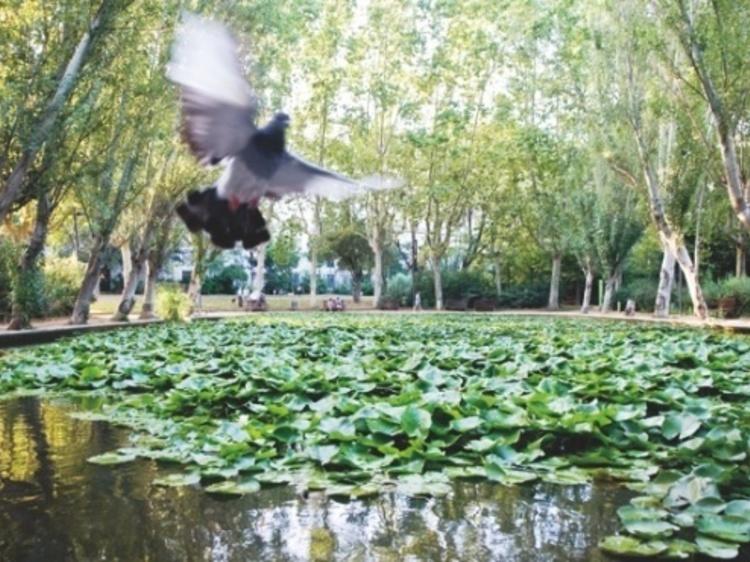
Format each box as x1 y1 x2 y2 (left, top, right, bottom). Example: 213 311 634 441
324 296 346 312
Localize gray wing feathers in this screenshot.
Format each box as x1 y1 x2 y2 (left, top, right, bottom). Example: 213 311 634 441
167 13 256 165
268 153 363 202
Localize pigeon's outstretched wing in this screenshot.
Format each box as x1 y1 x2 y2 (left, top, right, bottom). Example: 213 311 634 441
166 14 256 166
267 153 366 202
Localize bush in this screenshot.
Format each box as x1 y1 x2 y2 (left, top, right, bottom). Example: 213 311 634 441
43 255 85 317
614 278 659 313
715 276 750 317
0 239 18 321
495 283 548 308
156 284 192 322
413 270 497 308
202 264 248 295
386 273 412 306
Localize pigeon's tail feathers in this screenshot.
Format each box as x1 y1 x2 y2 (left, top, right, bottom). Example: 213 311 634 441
167 13 255 109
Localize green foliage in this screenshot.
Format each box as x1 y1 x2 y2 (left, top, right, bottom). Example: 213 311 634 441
202 264 248 295
715 277 750 317
385 273 413 306
6 316 750 557
0 239 19 321
43 255 85 317
155 284 191 322
10 266 46 321
615 278 659 313
496 283 549 309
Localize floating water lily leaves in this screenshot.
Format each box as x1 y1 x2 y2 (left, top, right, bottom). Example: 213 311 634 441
204 479 260 496
153 472 201 487
7 316 750 559
695 535 740 559
599 535 668 557
87 452 136 465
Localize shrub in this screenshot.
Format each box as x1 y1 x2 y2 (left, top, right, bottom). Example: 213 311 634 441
0 240 18 321
202 264 248 294
614 278 659 313
156 284 192 322
496 283 548 308
43 255 85 316
715 276 750 317
385 273 412 306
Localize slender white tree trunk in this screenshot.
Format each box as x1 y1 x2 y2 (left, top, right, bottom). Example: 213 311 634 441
737 243 747 277
309 249 318 307
670 238 708 319
547 254 562 310
139 261 157 319
654 247 675 318
601 276 616 313
432 259 444 311
121 242 132 289
112 259 145 321
70 238 107 324
188 270 202 313
253 243 267 294
494 258 502 299
372 240 384 308
581 266 594 314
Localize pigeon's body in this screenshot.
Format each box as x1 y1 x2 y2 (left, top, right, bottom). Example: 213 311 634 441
167 14 399 249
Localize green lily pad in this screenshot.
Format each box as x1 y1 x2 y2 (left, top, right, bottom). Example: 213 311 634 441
204 479 260 495
87 452 136 465
695 535 740 559
599 535 668 557
153 472 201 487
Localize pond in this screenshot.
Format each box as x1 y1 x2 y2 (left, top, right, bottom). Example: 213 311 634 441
0 396 629 562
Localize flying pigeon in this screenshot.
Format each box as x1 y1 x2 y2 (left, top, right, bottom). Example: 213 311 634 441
167 14 391 249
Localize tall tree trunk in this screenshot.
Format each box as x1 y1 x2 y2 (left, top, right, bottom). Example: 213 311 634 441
139 260 157 319
112 232 152 321
139 206 174 319
188 269 202 313
352 270 362 303
253 243 267 294
309 248 318 307
654 247 675 318
737 242 747 277
7 194 51 330
676 3 750 231
432 258 444 311
70 237 107 324
600 264 623 313
410 223 419 305
580 264 594 314
547 254 562 310
0 2 117 222
670 238 708 319
494 258 502 299
372 240 385 308
120 241 132 290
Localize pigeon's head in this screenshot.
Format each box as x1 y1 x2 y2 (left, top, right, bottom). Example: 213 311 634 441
273 112 290 129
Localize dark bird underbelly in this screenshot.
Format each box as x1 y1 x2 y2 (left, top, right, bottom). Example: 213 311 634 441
176 187 270 249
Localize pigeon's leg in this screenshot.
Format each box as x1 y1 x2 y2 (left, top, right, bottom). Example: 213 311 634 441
248 196 260 208
228 195 241 213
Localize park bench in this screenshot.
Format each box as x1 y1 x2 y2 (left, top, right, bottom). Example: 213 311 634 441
472 298 496 311
378 298 400 310
445 298 469 311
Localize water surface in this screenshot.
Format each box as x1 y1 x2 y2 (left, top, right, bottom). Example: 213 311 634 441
0 396 633 561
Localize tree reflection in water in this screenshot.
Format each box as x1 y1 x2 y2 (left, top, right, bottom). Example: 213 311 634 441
0 397 628 561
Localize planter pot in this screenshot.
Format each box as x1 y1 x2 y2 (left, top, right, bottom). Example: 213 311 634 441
719 296 741 319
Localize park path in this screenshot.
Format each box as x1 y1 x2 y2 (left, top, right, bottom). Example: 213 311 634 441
1 307 749 349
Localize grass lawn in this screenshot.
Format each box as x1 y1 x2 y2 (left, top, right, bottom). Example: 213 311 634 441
89 292 376 316
3 314 750 559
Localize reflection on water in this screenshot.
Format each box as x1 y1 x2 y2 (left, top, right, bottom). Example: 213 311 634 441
0 397 630 562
